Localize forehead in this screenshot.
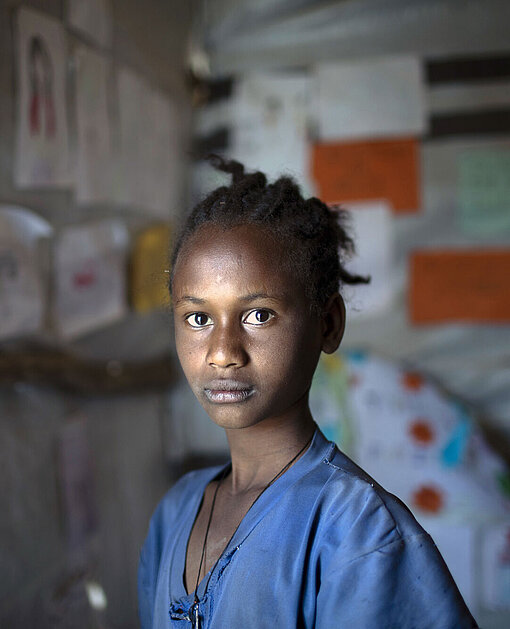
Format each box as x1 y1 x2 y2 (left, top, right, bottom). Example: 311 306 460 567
173 223 301 296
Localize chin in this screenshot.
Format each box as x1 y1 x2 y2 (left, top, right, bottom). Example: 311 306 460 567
201 401 265 431
206 410 262 431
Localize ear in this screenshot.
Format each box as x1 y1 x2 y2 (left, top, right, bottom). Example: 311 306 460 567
321 293 346 354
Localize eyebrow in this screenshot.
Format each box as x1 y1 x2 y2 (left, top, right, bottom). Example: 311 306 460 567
239 292 279 303
174 292 282 306
174 295 206 306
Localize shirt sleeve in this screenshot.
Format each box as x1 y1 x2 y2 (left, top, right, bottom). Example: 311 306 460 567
315 532 478 629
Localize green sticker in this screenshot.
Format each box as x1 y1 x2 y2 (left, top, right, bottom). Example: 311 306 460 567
458 149 510 236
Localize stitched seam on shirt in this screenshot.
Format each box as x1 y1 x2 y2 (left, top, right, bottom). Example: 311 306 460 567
332 532 431 572
312 467 361 543
322 443 337 466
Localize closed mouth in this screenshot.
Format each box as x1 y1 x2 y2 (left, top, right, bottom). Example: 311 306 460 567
203 379 255 404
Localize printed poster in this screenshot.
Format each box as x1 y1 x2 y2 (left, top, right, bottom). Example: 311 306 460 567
53 219 128 338
311 351 510 523
14 8 71 188
315 55 426 141
0 206 52 340
67 0 113 48
74 45 113 204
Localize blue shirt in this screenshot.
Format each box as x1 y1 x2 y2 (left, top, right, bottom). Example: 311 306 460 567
138 428 477 628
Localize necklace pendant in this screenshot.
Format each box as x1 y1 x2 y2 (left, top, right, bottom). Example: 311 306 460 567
191 602 201 629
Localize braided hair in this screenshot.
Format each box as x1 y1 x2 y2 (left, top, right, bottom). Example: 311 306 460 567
170 156 370 312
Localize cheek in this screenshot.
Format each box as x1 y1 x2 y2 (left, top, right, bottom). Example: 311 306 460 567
174 327 202 375
255 321 319 378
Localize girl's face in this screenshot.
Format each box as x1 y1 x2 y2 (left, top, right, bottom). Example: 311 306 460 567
172 223 336 431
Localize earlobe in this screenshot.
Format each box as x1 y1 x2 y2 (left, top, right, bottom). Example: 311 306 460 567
321 293 346 354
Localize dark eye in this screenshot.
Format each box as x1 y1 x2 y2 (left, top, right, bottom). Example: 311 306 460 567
243 309 274 325
185 313 212 328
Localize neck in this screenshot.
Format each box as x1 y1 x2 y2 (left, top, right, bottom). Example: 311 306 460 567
224 404 316 494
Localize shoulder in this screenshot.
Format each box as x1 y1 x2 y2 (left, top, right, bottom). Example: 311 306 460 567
307 444 477 626
302 441 432 563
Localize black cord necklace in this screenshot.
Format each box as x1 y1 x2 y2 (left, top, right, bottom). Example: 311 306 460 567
188 432 314 629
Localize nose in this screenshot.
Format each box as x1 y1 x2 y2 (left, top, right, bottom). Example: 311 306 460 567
206 322 248 369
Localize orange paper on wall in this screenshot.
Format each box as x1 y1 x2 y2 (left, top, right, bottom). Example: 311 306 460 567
410 249 510 324
311 137 419 212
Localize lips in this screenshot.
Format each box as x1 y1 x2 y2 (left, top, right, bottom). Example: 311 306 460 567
203 379 255 404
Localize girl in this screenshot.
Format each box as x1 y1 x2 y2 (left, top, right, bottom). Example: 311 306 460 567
138 157 477 628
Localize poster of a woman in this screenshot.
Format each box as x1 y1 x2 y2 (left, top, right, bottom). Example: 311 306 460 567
28 35 56 139
14 8 71 188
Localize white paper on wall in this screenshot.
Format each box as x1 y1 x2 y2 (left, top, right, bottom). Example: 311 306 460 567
231 73 314 194
315 55 426 141
115 67 143 207
67 0 113 48
341 200 397 318
74 45 113 204
0 206 52 340
116 68 179 216
140 87 180 217
14 8 72 188
53 219 128 339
